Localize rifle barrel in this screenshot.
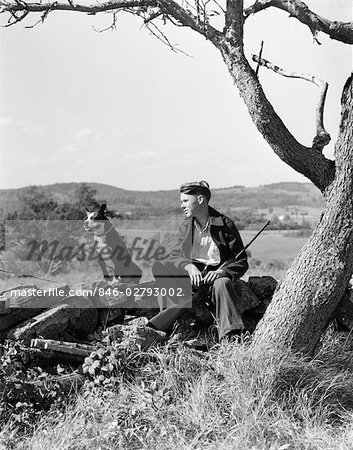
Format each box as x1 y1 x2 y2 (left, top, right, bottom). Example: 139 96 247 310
234 220 271 260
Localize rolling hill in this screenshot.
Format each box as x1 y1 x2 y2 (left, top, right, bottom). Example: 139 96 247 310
0 181 325 226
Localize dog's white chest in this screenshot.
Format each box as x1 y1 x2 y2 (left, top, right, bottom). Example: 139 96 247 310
94 235 109 252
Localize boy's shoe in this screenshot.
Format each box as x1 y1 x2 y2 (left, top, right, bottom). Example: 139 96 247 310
105 317 167 350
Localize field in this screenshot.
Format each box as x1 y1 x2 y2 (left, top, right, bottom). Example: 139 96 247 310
241 230 308 264
0 230 309 292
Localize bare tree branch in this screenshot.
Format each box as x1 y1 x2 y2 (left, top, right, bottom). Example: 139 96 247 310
93 11 118 32
214 0 335 191
254 39 263 77
0 0 223 41
3 8 27 26
143 9 162 24
244 0 353 45
252 54 331 151
212 0 225 14
143 15 191 55
0 0 157 21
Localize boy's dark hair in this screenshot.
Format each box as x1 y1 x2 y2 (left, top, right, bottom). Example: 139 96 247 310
179 180 211 202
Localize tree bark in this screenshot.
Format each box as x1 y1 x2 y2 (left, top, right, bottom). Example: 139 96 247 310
250 75 353 357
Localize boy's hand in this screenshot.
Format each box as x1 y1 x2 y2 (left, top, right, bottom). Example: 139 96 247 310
202 269 225 285
185 263 203 288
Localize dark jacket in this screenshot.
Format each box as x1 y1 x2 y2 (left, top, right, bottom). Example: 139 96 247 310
169 206 248 280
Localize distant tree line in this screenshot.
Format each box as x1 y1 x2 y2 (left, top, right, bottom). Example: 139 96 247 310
227 208 311 231
0 184 102 251
5 184 101 221
0 184 313 252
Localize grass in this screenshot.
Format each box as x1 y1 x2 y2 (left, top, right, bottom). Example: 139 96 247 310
2 329 353 450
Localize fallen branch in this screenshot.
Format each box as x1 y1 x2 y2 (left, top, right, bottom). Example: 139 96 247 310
30 338 95 364
31 338 95 356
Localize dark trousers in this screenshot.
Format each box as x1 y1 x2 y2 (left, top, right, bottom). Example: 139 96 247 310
149 261 245 339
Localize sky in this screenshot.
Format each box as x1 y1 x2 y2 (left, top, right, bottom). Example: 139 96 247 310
0 0 351 191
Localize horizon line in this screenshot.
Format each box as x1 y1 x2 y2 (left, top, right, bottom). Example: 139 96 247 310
0 179 313 193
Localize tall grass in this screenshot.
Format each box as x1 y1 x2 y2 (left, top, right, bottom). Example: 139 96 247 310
2 330 353 450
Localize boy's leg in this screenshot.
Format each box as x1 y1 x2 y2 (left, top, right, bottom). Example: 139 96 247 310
148 261 191 331
209 277 245 340
148 296 192 331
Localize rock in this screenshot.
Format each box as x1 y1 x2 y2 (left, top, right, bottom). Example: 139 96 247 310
8 305 73 343
0 286 46 333
98 308 125 328
0 307 46 332
192 301 214 326
0 284 71 333
58 295 99 338
236 280 261 312
7 296 98 344
247 276 278 313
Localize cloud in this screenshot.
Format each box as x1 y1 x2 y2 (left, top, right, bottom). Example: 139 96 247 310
75 128 102 140
75 128 93 138
24 125 47 136
138 150 161 157
27 157 42 167
0 117 15 126
169 143 181 150
62 144 80 154
0 118 47 136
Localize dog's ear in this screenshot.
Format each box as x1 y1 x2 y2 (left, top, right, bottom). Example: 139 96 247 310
99 203 107 216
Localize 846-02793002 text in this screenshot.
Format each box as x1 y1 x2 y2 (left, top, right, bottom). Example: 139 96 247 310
104 287 186 298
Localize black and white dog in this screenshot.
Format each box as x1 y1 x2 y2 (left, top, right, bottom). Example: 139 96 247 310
84 203 142 283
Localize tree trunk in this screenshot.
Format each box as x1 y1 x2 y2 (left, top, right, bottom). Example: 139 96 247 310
250 75 353 356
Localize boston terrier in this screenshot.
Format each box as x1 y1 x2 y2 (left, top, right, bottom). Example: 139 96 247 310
83 203 142 283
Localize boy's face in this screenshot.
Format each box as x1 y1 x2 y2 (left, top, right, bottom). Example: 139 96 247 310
180 193 203 218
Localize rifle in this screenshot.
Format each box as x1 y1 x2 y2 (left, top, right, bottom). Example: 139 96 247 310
235 220 271 260
200 220 271 277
